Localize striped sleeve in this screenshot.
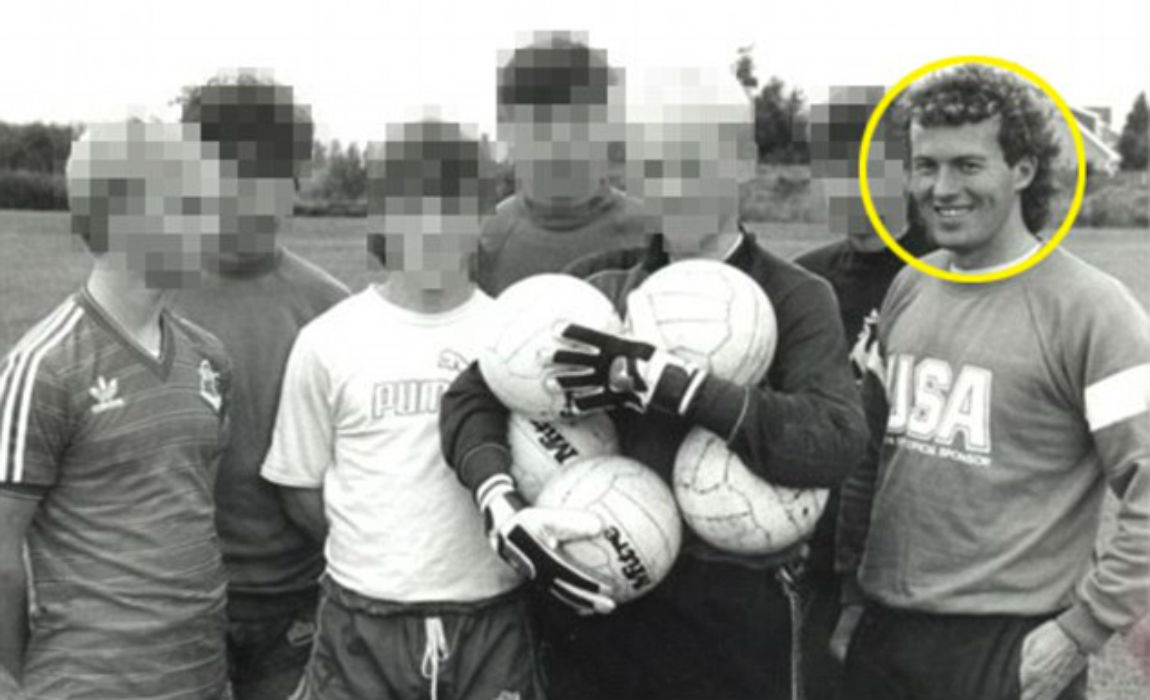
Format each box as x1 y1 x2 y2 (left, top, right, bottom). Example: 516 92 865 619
1056 278 1150 652
0 302 82 487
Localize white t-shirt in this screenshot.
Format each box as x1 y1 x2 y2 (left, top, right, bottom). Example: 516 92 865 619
261 287 521 602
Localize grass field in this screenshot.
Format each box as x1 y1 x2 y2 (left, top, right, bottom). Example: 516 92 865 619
0 210 1147 698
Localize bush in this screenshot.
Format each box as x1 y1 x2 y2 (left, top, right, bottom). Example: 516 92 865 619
1075 172 1149 227
0 170 68 210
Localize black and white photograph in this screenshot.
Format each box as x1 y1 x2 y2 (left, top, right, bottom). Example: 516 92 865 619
0 1 1147 699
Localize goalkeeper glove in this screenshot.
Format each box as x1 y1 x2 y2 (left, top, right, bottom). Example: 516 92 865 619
477 474 616 615
551 323 707 417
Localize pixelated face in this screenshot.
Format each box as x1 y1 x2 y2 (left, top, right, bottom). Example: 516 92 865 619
181 74 315 262
366 123 490 289
217 170 294 258
626 120 747 253
370 200 481 288
68 123 225 289
810 86 906 250
909 116 1033 258
500 103 615 201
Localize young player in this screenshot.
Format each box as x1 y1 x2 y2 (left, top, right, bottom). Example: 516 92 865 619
261 119 569 700
834 63 1150 700
439 65 867 700
476 30 650 295
170 71 350 700
0 121 232 700
793 84 936 700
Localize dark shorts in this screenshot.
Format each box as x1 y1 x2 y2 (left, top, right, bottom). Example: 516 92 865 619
293 577 543 700
538 554 805 700
226 588 319 700
800 573 844 700
843 602 1088 700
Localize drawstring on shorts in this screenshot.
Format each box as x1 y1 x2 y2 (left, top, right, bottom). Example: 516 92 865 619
420 616 451 700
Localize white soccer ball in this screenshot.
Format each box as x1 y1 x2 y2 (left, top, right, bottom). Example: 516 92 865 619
537 455 682 603
673 427 827 555
479 274 622 420
625 259 777 385
508 412 619 503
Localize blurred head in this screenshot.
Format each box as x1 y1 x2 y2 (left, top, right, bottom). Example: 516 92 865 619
900 64 1059 254
366 119 498 290
625 65 755 255
496 31 622 203
67 120 225 289
179 69 314 262
809 85 907 251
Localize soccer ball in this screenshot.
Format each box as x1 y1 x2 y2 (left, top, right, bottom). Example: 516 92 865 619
537 455 682 603
508 412 619 503
673 427 827 555
479 274 622 420
625 259 777 385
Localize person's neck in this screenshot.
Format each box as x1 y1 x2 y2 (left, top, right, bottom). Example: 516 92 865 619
950 208 1036 270
376 273 475 314
209 245 283 276
846 225 908 254
521 178 606 212
86 260 167 352
666 219 742 262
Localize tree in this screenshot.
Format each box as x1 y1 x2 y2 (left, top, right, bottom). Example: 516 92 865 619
730 49 809 163
1117 92 1148 172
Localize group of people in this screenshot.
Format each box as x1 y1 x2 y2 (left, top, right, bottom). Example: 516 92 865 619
0 30 1145 700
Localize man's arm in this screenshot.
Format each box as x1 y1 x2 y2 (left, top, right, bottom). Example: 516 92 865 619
439 362 616 615
1053 285 1150 654
0 489 40 684
277 486 327 544
686 277 867 489
439 362 514 492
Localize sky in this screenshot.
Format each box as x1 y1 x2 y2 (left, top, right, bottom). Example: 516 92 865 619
1 0 1147 143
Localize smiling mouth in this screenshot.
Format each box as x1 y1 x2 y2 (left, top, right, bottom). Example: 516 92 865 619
934 205 973 219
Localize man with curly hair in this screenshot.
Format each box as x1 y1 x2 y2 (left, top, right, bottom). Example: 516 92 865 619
833 63 1149 700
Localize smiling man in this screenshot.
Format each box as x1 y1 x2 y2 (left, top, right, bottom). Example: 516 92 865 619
834 64 1150 700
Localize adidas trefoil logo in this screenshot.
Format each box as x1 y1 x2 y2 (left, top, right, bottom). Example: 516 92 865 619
89 376 125 414
199 360 222 413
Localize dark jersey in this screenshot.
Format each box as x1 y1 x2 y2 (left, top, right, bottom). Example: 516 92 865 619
475 186 651 296
440 231 867 567
171 247 349 603
794 227 935 575
795 226 936 369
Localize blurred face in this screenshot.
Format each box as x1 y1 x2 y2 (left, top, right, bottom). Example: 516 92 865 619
71 125 225 289
217 170 294 260
500 103 614 202
809 89 906 252
370 196 481 290
909 116 1033 258
812 139 906 252
626 121 745 254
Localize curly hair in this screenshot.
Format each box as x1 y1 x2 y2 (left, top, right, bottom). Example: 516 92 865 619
900 63 1061 233
177 70 314 180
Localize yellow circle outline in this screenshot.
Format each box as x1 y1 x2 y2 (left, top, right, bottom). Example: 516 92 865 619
858 55 1087 283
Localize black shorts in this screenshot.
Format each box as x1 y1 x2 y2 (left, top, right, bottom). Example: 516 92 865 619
843 601 1088 700
292 577 543 700
538 554 805 700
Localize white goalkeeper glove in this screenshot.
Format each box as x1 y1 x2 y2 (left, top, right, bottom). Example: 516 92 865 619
477 475 616 616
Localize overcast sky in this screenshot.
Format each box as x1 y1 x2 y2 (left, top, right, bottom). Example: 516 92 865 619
1 0 1146 143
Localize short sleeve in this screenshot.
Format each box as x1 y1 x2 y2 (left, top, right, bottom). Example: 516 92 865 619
260 330 336 488
0 353 70 487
